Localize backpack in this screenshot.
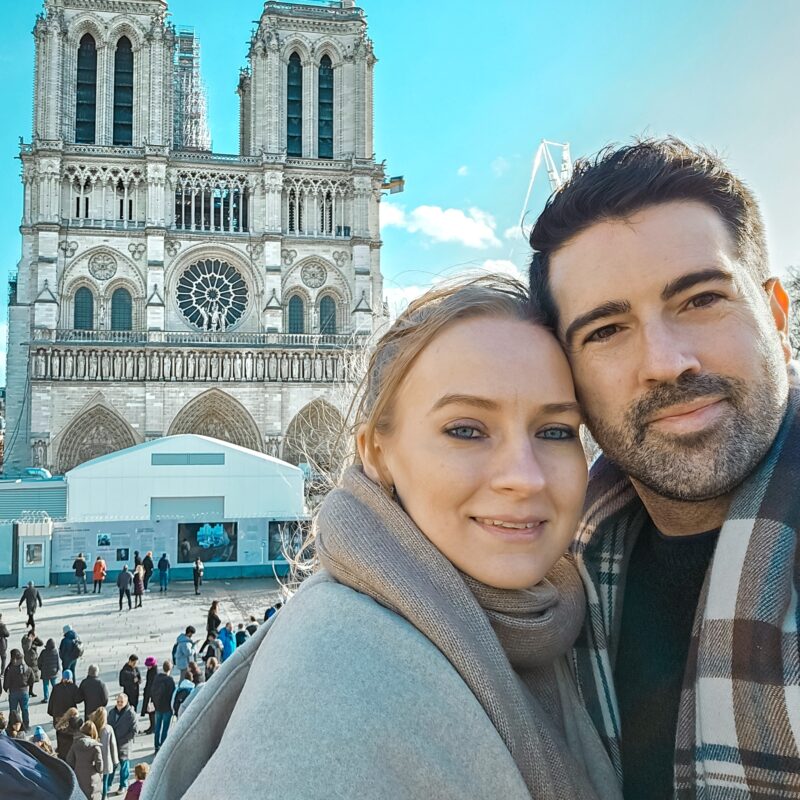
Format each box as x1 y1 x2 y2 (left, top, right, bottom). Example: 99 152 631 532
173 686 191 716
72 637 84 659
171 641 179 662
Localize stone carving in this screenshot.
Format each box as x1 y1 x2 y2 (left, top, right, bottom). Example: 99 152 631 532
301 261 327 288
165 240 182 258
88 253 117 281
177 258 249 331
59 240 79 258
128 243 146 261
32 439 48 468
332 251 349 268
281 249 297 266
57 405 137 473
246 242 263 259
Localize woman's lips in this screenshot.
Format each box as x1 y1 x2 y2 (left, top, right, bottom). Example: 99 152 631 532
471 517 546 542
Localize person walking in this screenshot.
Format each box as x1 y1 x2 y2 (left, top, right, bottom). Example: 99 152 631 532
18 581 42 629
245 616 259 637
48 669 81 736
21 629 43 697
133 551 142 570
66 720 103 800
118 655 141 712
72 553 88 595
150 660 175 753
192 558 204 595
141 552 154 592
59 625 83 676
140 657 157 735
203 656 219 682
3 649 32 730
123 763 149 800
37 638 60 703
172 627 197 681
54 707 83 761
217 622 236 663
78 665 108 719
170 671 196 721
205 601 220 635
132 565 145 609
107 694 137 795
116 565 133 611
234 623 250 647
157 553 170 593
197 632 221 674
88 707 118 800
0 613 9 677
92 557 107 594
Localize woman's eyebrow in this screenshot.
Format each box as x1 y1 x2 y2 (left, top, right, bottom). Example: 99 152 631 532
430 394 499 412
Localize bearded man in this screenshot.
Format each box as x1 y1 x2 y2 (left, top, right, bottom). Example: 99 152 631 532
529 137 799 799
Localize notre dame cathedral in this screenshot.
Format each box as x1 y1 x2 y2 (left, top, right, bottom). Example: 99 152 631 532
5 0 388 476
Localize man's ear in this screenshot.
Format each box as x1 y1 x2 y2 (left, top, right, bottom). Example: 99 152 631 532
356 425 392 488
765 278 792 363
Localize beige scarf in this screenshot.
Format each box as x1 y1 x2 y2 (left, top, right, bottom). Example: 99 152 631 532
317 466 620 800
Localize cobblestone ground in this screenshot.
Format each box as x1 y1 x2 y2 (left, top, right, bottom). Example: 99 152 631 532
0 576 282 777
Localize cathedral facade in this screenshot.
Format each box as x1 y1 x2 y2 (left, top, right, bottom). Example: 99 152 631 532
6 0 387 476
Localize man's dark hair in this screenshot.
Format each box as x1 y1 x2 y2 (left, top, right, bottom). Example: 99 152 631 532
528 137 769 330
186 625 196 635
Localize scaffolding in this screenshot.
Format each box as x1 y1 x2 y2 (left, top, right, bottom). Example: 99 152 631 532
173 27 212 151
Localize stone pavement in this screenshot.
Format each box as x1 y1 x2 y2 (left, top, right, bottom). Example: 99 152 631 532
0 576 282 778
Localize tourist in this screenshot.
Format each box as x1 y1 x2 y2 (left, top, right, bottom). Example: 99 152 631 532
132 565 145 609
234 622 249 647
0 613 9 676
142 276 619 798
49 670 81 740
203 656 219 682
4 648 32 730
123 763 149 800
216 621 236 663
37 638 60 703
66 720 103 800
157 553 170 592
527 137 800 796
92 557 107 594
205 602 220 636
118 655 141 712
58 625 83 676
140 656 157 735
116 565 133 611
107 694 137 795
133 551 142 570
172 626 197 681
88 707 118 800
192 558 204 595
54 707 83 761
197 632 221 671
245 615 259 636
7 709 24 738
21 629 43 697
141 551 154 591
170 670 196 720
78 665 108 719
72 552 88 595
263 601 282 621
0 731 86 799
150 660 175 753
18 581 43 628
31 726 55 755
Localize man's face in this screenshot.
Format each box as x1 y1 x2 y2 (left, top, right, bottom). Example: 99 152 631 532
549 201 791 501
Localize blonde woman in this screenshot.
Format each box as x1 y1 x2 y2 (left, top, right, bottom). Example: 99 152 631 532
89 706 119 800
66 720 103 800
143 276 620 800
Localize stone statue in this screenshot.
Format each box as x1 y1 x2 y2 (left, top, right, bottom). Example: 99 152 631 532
88 351 98 380
244 351 254 381
233 352 242 381
125 350 134 379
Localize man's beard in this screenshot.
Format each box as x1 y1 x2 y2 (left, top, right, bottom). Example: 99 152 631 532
584 364 788 502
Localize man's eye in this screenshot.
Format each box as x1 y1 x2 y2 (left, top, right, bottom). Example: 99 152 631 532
688 292 721 309
536 427 576 441
585 324 618 343
445 426 484 440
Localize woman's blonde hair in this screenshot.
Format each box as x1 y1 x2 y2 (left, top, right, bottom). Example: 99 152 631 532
89 706 107 731
353 273 540 487
81 721 99 740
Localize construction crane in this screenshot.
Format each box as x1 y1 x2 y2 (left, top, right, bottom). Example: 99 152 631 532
518 140 572 232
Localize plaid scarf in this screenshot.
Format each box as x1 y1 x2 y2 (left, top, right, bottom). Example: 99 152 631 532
572 387 800 798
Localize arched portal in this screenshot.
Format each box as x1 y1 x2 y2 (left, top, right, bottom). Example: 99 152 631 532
168 389 263 452
282 399 347 476
57 405 137 473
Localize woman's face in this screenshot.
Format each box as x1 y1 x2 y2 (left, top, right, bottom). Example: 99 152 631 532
362 316 587 590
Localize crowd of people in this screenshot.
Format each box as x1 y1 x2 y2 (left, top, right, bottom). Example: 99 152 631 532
1 580 279 799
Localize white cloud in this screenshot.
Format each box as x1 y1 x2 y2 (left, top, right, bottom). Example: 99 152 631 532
456 165 469 177
406 206 500 249
383 285 429 319
478 259 525 282
380 201 407 230
491 156 510 177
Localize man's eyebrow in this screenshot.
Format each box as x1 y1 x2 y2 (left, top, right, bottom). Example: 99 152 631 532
660 268 734 301
430 394 499 412
564 300 631 348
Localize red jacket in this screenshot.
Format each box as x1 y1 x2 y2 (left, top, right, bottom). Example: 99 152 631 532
93 560 107 581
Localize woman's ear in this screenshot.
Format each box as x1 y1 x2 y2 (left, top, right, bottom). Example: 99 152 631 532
356 425 392 487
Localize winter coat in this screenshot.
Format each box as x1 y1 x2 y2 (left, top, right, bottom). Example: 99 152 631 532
2 736 86 800
66 732 103 800
38 641 61 681
19 585 42 615
21 634 43 680
157 556 170 573
117 570 133 591
150 672 176 714
56 727 81 761
142 554 154 576
48 680 82 721
173 634 196 671
97 724 119 775
72 558 87 578
198 638 221 665
93 560 107 581
235 629 250 647
59 630 82 668
108 703 138 759
0 621 9 656
119 663 141 707
142 665 157 713
205 611 220 634
217 627 236 662
133 572 144 596
170 678 196 717
125 780 145 800
3 660 31 692
78 675 109 717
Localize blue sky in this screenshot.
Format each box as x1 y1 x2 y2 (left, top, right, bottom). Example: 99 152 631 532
1 0 799 379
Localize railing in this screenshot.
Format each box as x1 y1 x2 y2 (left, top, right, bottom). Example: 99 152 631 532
61 218 146 231
171 151 260 166
33 328 365 349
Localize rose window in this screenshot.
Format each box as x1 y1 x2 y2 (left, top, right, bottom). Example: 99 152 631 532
176 259 249 331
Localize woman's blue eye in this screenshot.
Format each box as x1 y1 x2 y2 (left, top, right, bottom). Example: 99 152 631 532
446 426 483 440
537 427 575 440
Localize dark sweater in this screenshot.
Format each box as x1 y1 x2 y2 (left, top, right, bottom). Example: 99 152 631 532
615 520 719 800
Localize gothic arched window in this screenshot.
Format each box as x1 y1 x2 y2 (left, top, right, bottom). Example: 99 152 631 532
113 36 134 146
74 287 94 330
75 34 97 144
318 55 334 159
110 288 133 331
319 295 337 335
287 52 303 157
288 295 305 334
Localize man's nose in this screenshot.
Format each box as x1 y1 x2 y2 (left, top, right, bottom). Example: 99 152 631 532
636 320 702 385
